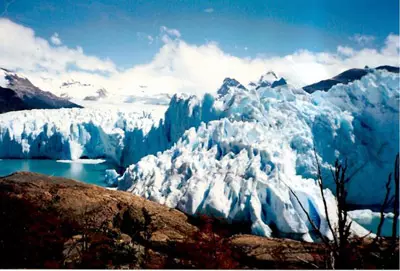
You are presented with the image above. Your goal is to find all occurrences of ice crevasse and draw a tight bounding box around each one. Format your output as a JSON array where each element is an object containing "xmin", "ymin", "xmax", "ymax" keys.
[{"xmin": 0, "ymin": 70, "xmax": 398, "ymax": 240}]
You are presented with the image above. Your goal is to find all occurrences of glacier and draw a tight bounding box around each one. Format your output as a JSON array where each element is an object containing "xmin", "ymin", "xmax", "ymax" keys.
[
  {"xmin": 0, "ymin": 69, "xmax": 398, "ymax": 240},
  {"xmin": 116, "ymin": 69, "xmax": 398, "ymax": 240},
  {"xmin": 0, "ymin": 108, "xmax": 156, "ymax": 164}
]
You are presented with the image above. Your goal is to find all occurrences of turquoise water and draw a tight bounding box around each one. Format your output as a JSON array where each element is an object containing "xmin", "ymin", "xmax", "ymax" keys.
[{"xmin": 0, "ymin": 159, "xmax": 115, "ymax": 186}]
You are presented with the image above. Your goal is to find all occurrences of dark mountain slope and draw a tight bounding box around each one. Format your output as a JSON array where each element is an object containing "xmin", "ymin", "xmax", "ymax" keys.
[
  {"xmin": 0, "ymin": 68, "xmax": 82, "ymax": 113},
  {"xmin": 303, "ymin": 65, "xmax": 399, "ymax": 93}
]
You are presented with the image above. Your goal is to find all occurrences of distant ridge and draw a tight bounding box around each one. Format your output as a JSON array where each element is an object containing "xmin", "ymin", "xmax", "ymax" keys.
[
  {"xmin": 0, "ymin": 68, "xmax": 82, "ymax": 114},
  {"xmin": 303, "ymin": 65, "xmax": 399, "ymax": 93}
]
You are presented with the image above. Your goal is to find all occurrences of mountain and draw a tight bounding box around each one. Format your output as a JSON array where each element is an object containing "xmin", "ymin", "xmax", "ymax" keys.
[
  {"xmin": 58, "ymin": 79, "xmax": 109, "ymax": 101},
  {"xmin": 248, "ymin": 71, "xmax": 287, "ymax": 90},
  {"xmin": 303, "ymin": 65, "xmax": 399, "ymax": 93},
  {"xmin": 1, "ymin": 68, "xmax": 396, "ymax": 241},
  {"xmin": 217, "ymin": 72, "xmax": 287, "ymax": 97},
  {"xmin": 0, "ymin": 68, "xmax": 82, "ymax": 113},
  {"xmin": 217, "ymin": 77, "xmax": 247, "ymax": 96},
  {"xmin": 376, "ymin": 65, "xmax": 400, "ymax": 73},
  {"xmin": 83, "ymin": 88, "xmax": 108, "ymax": 101}
]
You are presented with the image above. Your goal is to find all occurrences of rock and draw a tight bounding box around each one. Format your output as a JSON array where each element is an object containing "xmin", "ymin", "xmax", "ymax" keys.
[{"xmin": 0, "ymin": 172, "xmax": 397, "ymax": 269}]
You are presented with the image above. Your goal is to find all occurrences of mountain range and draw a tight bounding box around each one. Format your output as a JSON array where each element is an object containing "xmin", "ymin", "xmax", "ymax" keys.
[{"xmin": 0, "ymin": 65, "xmax": 398, "ymax": 114}]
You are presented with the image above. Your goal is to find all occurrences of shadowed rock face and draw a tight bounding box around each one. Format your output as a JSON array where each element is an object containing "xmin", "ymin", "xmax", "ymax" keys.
[
  {"xmin": 217, "ymin": 77, "xmax": 247, "ymax": 96},
  {"xmin": 0, "ymin": 69, "xmax": 82, "ymax": 113},
  {"xmin": 0, "ymin": 172, "xmax": 397, "ymax": 269},
  {"xmin": 303, "ymin": 65, "xmax": 399, "ymax": 93}
]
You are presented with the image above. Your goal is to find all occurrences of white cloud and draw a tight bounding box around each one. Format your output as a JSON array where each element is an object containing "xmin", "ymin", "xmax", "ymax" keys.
[
  {"xmin": 244, "ymin": 47, "xmax": 248, "ymax": 51},
  {"xmin": 147, "ymin": 35, "xmax": 154, "ymax": 45},
  {"xmin": 50, "ymin": 32, "xmax": 62, "ymax": 46},
  {"xmin": 204, "ymin": 8, "xmax": 214, "ymax": 13},
  {"xmin": 137, "ymin": 32, "xmax": 155, "ymax": 45},
  {"xmin": 0, "ymin": 18, "xmax": 398, "ymax": 99},
  {"xmin": 106, "ymin": 35, "xmax": 399, "ymax": 95},
  {"xmin": 0, "ymin": 19, "xmax": 116, "ymax": 74},
  {"xmin": 337, "ymin": 46, "xmax": 354, "ymax": 56},
  {"xmin": 160, "ymin": 26, "xmax": 181, "ymax": 38},
  {"xmin": 350, "ymin": 34, "xmax": 376, "ymax": 45},
  {"xmin": 160, "ymin": 26, "xmax": 181, "ymax": 43}
]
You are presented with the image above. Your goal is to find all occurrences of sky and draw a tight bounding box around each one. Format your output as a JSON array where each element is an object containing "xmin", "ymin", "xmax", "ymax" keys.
[{"xmin": 0, "ymin": 0, "xmax": 399, "ymax": 95}]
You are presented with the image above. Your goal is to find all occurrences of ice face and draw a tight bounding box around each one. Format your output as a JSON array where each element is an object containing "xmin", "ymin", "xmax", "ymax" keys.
[
  {"xmin": 0, "ymin": 108, "xmax": 156, "ymax": 164},
  {"xmin": 0, "ymin": 69, "xmax": 398, "ymax": 240}
]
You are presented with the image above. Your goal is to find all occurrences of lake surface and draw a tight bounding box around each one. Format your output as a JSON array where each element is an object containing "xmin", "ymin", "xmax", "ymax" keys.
[{"xmin": 0, "ymin": 159, "xmax": 116, "ymax": 186}]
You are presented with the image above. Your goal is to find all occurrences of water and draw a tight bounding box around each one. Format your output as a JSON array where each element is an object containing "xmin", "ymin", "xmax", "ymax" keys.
[
  {"xmin": 349, "ymin": 210, "xmax": 399, "ymax": 237},
  {"xmin": 0, "ymin": 159, "xmax": 116, "ymax": 186}
]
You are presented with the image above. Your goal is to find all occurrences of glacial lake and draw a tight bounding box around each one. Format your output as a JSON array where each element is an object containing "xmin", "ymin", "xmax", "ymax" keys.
[{"xmin": 0, "ymin": 159, "xmax": 117, "ymax": 187}]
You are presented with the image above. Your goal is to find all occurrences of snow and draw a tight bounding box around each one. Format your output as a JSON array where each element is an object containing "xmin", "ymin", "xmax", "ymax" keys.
[
  {"xmin": 248, "ymin": 71, "xmax": 287, "ymax": 89},
  {"xmin": 0, "ymin": 69, "xmax": 9, "ymax": 87},
  {"xmin": 56, "ymin": 159, "xmax": 106, "ymax": 164},
  {"xmin": 73, "ymin": 98, "xmax": 168, "ymax": 121},
  {"xmin": 0, "ymin": 69, "xmax": 398, "ymax": 241}
]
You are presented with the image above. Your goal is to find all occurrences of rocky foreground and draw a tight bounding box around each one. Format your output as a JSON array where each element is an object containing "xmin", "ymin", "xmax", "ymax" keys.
[{"xmin": 0, "ymin": 172, "xmax": 398, "ymax": 269}]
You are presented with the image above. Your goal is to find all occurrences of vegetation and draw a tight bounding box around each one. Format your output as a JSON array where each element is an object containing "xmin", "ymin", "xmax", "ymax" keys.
[{"xmin": 289, "ymin": 150, "xmax": 399, "ymax": 269}]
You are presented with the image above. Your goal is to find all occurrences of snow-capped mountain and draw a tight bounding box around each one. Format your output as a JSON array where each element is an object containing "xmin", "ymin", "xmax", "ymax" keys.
[
  {"xmin": 0, "ymin": 68, "xmax": 82, "ymax": 113},
  {"xmin": 44, "ymin": 77, "xmax": 171, "ymax": 111},
  {"xmin": 217, "ymin": 77, "xmax": 247, "ymax": 96},
  {"xmin": 58, "ymin": 79, "xmax": 109, "ymax": 101},
  {"xmin": 83, "ymin": 88, "xmax": 108, "ymax": 101},
  {"xmin": 0, "ymin": 68, "xmax": 397, "ymax": 241},
  {"xmin": 218, "ymin": 72, "xmax": 287, "ymax": 97},
  {"xmin": 248, "ymin": 71, "xmax": 287, "ymax": 90},
  {"xmin": 303, "ymin": 65, "xmax": 399, "ymax": 93}
]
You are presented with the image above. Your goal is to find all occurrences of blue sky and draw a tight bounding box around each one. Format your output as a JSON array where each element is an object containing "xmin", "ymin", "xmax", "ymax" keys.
[{"xmin": 2, "ymin": 0, "xmax": 399, "ymax": 68}]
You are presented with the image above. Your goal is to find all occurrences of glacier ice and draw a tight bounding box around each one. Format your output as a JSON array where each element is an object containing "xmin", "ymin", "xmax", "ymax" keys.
[
  {"xmin": 0, "ymin": 92, "xmax": 218, "ymax": 167},
  {"xmin": 105, "ymin": 169, "xmax": 120, "ymax": 186},
  {"xmin": 0, "ymin": 108, "xmax": 156, "ymax": 164},
  {"xmin": 0, "ymin": 69, "xmax": 398, "ymax": 240},
  {"xmin": 116, "ymin": 70, "xmax": 398, "ymax": 240}
]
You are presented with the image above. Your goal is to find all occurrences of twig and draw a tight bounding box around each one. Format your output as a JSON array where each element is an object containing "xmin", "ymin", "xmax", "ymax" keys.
[
  {"xmin": 375, "ymin": 173, "xmax": 392, "ymax": 240},
  {"xmin": 313, "ymin": 148, "xmax": 338, "ymax": 248},
  {"xmin": 295, "ymin": 255, "xmax": 320, "ymax": 269},
  {"xmin": 286, "ymin": 183, "xmax": 331, "ymax": 247}
]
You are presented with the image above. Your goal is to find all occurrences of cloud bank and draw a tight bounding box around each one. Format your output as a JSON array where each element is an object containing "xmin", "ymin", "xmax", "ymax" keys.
[{"xmin": 0, "ymin": 18, "xmax": 398, "ymax": 98}]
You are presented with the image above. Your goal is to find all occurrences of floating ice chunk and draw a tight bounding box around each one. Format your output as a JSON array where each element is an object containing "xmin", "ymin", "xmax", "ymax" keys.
[
  {"xmin": 349, "ymin": 209, "xmax": 399, "ymax": 237},
  {"xmin": 104, "ymin": 169, "xmax": 120, "ymax": 187},
  {"xmin": 57, "ymin": 159, "xmax": 106, "ymax": 164}
]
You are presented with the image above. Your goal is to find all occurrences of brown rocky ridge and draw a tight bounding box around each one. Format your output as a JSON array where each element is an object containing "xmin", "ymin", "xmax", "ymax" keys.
[{"xmin": 0, "ymin": 172, "xmax": 397, "ymax": 269}]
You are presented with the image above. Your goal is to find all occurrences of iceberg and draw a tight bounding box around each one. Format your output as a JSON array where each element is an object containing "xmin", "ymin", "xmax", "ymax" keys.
[{"xmin": 105, "ymin": 169, "xmax": 120, "ymax": 186}]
